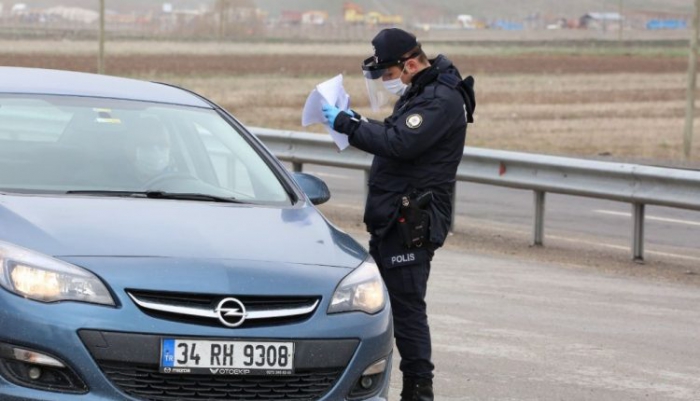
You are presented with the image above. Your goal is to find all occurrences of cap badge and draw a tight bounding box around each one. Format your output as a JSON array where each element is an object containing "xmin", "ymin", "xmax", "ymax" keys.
[{"xmin": 406, "ymin": 114, "xmax": 423, "ymax": 129}]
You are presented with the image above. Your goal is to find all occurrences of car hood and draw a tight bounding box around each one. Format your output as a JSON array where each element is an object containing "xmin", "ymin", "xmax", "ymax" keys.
[{"xmin": 0, "ymin": 194, "xmax": 366, "ymax": 268}]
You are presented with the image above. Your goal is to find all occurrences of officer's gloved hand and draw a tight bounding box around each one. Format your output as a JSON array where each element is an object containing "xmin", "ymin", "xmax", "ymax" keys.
[{"xmin": 321, "ymin": 103, "xmax": 348, "ymax": 129}]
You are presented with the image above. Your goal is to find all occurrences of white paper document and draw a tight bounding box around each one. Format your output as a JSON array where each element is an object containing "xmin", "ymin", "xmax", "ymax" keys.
[{"xmin": 302, "ymin": 74, "xmax": 350, "ymax": 151}]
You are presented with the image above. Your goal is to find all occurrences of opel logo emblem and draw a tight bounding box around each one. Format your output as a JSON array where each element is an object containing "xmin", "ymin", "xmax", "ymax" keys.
[{"xmin": 215, "ymin": 298, "xmax": 247, "ymax": 328}]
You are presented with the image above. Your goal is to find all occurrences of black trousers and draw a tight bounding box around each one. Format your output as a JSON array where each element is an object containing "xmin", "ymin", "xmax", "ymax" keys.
[{"xmin": 370, "ymin": 232, "xmax": 435, "ymax": 380}]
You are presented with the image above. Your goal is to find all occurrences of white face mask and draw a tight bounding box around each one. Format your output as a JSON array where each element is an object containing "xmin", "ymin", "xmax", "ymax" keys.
[
  {"xmin": 135, "ymin": 146, "xmax": 170, "ymax": 176},
  {"xmin": 382, "ymin": 77, "xmax": 407, "ymax": 96}
]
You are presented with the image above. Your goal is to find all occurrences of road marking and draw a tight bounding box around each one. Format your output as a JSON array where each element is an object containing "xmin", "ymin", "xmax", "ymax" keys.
[
  {"xmin": 547, "ymin": 234, "xmax": 700, "ymax": 262},
  {"xmin": 458, "ymin": 217, "xmax": 700, "ymax": 262},
  {"xmin": 594, "ymin": 210, "xmax": 700, "ymax": 227},
  {"xmin": 645, "ymin": 250, "xmax": 700, "ymax": 262}
]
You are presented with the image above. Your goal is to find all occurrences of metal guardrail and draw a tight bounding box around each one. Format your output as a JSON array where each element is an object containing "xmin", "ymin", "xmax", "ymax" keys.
[{"xmin": 249, "ymin": 127, "xmax": 700, "ymax": 262}]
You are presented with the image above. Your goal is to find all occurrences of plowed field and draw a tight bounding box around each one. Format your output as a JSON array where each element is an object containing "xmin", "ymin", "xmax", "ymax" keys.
[
  {"xmin": 2, "ymin": 44, "xmax": 698, "ymax": 164},
  {"xmin": 0, "ymin": 53, "xmax": 688, "ymax": 76}
]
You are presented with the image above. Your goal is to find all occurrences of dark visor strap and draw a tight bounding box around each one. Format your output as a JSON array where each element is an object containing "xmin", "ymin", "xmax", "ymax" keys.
[{"xmin": 362, "ymin": 51, "xmax": 421, "ymax": 72}]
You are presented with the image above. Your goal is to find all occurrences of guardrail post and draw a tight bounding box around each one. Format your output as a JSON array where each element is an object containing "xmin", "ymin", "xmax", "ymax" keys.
[
  {"xmin": 632, "ymin": 203, "xmax": 645, "ymax": 262},
  {"xmin": 292, "ymin": 162, "xmax": 303, "ymax": 173},
  {"xmin": 533, "ymin": 190, "xmax": 546, "ymax": 246}
]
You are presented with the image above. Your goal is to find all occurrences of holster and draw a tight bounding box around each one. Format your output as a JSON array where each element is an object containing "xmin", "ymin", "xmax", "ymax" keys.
[{"xmin": 396, "ymin": 191, "xmax": 432, "ymax": 249}]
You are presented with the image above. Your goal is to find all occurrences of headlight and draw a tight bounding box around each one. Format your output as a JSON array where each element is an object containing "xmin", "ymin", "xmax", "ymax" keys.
[
  {"xmin": 0, "ymin": 240, "xmax": 114, "ymax": 306},
  {"xmin": 328, "ymin": 258, "xmax": 386, "ymax": 314}
]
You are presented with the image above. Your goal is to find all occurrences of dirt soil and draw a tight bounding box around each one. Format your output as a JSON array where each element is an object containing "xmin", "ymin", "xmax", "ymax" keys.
[
  {"xmin": 0, "ymin": 53, "xmax": 688, "ymax": 76},
  {"xmin": 3, "ymin": 50, "xmax": 699, "ymax": 162}
]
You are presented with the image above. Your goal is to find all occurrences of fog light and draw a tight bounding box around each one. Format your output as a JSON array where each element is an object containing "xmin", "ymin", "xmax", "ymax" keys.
[
  {"xmin": 28, "ymin": 366, "xmax": 42, "ymax": 380},
  {"xmin": 361, "ymin": 358, "xmax": 387, "ymax": 376},
  {"xmin": 348, "ymin": 357, "xmax": 389, "ymax": 400},
  {"xmin": 0, "ymin": 342, "xmax": 87, "ymax": 394},
  {"xmin": 12, "ymin": 346, "xmax": 65, "ymax": 368}
]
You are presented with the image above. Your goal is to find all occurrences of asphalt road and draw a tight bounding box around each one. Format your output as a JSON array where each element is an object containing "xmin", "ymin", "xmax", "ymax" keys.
[
  {"xmin": 301, "ymin": 164, "xmax": 700, "ymax": 264},
  {"xmin": 303, "ymin": 163, "xmax": 700, "ymax": 399},
  {"xmin": 368, "ymin": 243, "xmax": 700, "ymax": 401}
]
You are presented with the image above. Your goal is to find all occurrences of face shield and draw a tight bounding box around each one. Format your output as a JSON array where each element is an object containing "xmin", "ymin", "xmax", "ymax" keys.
[
  {"xmin": 362, "ymin": 56, "xmax": 400, "ymax": 112},
  {"xmin": 361, "ymin": 51, "xmax": 420, "ymax": 112}
]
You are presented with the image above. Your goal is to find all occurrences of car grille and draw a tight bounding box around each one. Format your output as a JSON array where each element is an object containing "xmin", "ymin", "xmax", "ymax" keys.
[
  {"xmin": 127, "ymin": 290, "xmax": 320, "ymax": 328},
  {"xmin": 101, "ymin": 361, "xmax": 341, "ymax": 401}
]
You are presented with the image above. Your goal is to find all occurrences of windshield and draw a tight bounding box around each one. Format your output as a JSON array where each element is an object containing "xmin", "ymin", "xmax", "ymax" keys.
[{"xmin": 0, "ymin": 94, "xmax": 291, "ymax": 205}]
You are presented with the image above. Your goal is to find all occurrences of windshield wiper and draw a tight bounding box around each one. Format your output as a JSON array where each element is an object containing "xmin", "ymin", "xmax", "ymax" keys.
[
  {"xmin": 145, "ymin": 191, "xmax": 244, "ymax": 203},
  {"xmin": 65, "ymin": 190, "xmax": 243, "ymax": 204}
]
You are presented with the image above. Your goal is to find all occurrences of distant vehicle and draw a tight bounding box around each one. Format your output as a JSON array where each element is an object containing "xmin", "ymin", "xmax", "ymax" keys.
[{"xmin": 0, "ymin": 67, "xmax": 392, "ymax": 401}]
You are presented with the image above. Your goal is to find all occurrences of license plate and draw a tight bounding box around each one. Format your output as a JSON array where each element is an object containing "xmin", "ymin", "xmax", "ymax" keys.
[{"xmin": 160, "ymin": 339, "xmax": 294, "ymax": 375}]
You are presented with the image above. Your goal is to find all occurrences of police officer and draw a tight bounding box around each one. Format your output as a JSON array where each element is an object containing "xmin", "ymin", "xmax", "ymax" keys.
[{"xmin": 322, "ymin": 28, "xmax": 475, "ymax": 401}]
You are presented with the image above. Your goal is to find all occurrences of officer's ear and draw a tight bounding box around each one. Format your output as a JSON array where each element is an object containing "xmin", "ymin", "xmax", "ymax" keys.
[{"xmin": 403, "ymin": 58, "xmax": 417, "ymax": 75}]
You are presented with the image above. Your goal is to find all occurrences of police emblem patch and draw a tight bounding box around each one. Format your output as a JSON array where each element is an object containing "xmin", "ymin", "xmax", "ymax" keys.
[{"xmin": 406, "ymin": 114, "xmax": 423, "ymax": 129}]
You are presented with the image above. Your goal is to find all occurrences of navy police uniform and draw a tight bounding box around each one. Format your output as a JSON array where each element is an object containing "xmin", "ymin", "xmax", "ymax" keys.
[{"xmin": 332, "ymin": 29, "xmax": 476, "ymax": 390}]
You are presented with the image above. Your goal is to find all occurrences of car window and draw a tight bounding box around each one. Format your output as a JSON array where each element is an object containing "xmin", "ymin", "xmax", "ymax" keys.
[
  {"xmin": 0, "ymin": 98, "xmax": 72, "ymax": 142},
  {"xmin": 0, "ymin": 94, "xmax": 291, "ymax": 205},
  {"xmin": 196, "ymin": 123, "xmax": 256, "ymax": 198}
]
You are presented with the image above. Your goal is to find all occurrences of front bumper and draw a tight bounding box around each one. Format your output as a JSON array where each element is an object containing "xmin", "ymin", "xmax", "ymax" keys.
[{"xmin": 0, "ymin": 281, "xmax": 393, "ymax": 400}]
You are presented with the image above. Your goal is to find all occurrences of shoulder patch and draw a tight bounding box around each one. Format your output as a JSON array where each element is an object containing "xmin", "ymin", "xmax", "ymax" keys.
[{"xmin": 406, "ymin": 114, "xmax": 423, "ymax": 129}]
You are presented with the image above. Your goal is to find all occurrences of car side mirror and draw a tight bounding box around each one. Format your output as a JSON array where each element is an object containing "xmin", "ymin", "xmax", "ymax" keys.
[{"xmin": 291, "ymin": 172, "xmax": 331, "ymax": 205}]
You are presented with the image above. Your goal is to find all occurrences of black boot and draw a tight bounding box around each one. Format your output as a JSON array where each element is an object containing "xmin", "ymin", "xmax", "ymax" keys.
[
  {"xmin": 414, "ymin": 378, "xmax": 434, "ymax": 401},
  {"xmin": 400, "ymin": 377, "xmax": 433, "ymax": 401},
  {"xmin": 400, "ymin": 377, "xmax": 416, "ymax": 401}
]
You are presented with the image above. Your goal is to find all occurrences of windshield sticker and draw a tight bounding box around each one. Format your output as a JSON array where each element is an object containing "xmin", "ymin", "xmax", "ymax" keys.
[
  {"xmin": 96, "ymin": 117, "xmax": 122, "ymax": 124},
  {"xmin": 93, "ymin": 108, "xmax": 122, "ymax": 124}
]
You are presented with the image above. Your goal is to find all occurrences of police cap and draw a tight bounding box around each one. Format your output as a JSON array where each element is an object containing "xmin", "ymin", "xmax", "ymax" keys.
[{"xmin": 371, "ymin": 28, "xmax": 419, "ymax": 65}]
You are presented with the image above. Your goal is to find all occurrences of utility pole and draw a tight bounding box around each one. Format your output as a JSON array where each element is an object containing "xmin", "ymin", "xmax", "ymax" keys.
[
  {"xmin": 683, "ymin": 0, "xmax": 700, "ymax": 159},
  {"xmin": 618, "ymin": 0, "xmax": 623, "ymax": 42},
  {"xmin": 98, "ymin": 0, "xmax": 105, "ymax": 74},
  {"xmin": 217, "ymin": 0, "xmax": 228, "ymax": 39}
]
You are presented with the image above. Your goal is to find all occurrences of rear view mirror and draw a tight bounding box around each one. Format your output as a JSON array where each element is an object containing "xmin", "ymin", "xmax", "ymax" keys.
[{"xmin": 291, "ymin": 172, "xmax": 331, "ymax": 205}]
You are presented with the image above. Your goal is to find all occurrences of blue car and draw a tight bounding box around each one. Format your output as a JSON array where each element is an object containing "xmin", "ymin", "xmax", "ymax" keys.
[{"xmin": 0, "ymin": 67, "xmax": 392, "ymax": 401}]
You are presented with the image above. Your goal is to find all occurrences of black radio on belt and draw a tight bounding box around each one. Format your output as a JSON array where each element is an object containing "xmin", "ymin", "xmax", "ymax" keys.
[{"xmin": 397, "ymin": 191, "xmax": 432, "ymax": 248}]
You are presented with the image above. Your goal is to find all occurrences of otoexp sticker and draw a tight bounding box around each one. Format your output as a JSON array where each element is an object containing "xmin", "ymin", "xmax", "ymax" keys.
[{"xmin": 406, "ymin": 114, "xmax": 423, "ymax": 129}]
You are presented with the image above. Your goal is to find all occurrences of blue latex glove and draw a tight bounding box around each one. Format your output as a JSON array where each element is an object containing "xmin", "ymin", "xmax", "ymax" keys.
[{"xmin": 322, "ymin": 103, "xmax": 344, "ymax": 128}]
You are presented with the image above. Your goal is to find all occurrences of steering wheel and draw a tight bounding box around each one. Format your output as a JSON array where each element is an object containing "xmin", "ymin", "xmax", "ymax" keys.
[{"xmin": 140, "ymin": 172, "xmax": 199, "ymax": 191}]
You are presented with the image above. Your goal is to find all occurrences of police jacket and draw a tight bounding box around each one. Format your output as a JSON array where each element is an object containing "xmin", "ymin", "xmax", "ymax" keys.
[{"xmin": 334, "ymin": 55, "xmax": 476, "ymax": 247}]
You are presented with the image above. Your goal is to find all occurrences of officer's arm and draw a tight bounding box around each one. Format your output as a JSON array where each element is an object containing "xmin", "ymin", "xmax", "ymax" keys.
[
  {"xmin": 334, "ymin": 97, "xmax": 450, "ymax": 161},
  {"xmin": 348, "ymin": 110, "xmax": 381, "ymax": 125}
]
